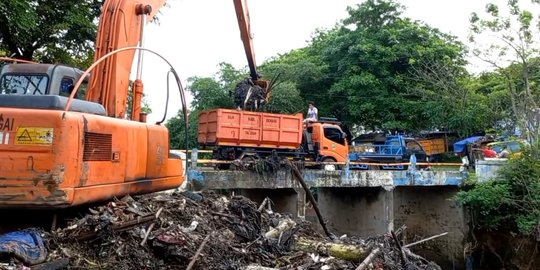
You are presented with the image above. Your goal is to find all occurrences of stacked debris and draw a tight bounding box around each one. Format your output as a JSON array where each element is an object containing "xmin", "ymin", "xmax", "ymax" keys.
[
  {"xmin": 232, "ymin": 78, "xmax": 267, "ymax": 110},
  {"xmin": 0, "ymin": 191, "xmax": 442, "ymax": 270}
]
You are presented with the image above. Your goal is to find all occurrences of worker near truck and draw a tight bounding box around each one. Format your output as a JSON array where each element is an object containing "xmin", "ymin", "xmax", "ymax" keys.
[
  {"xmin": 481, "ymin": 145, "xmax": 497, "ymax": 158},
  {"xmin": 304, "ymin": 101, "xmax": 318, "ymax": 123},
  {"xmin": 497, "ymin": 146, "xmax": 510, "ymax": 158}
]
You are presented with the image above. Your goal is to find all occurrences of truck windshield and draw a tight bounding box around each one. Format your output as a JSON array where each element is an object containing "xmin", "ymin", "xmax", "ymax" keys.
[
  {"xmin": 0, "ymin": 74, "xmax": 49, "ymax": 95},
  {"xmin": 324, "ymin": 127, "xmax": 345, "ymax": 145}
]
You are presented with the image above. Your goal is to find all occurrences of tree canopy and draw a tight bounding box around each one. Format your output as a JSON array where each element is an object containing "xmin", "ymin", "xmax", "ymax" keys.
[
  {"xmin": 469, "ymin": 0, "xmax": 540, "ymax": 145},
  {"xmin": 0, "ymin": 0, "xmax": 102, "ymax": 67},
  {"xmin": 143, "ymin": 0, "xmax": 539, "ymax": 148}
]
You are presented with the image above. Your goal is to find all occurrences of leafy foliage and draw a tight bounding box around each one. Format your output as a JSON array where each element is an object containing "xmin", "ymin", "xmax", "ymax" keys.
[
  {"xmin": 166, "ymin": 111, "xmax": 198, "ymax": 150},
  {"xmin": 165, "ymin": 0, "xmax": 540, "ymax": 148},
  {"xmin": 168, "ymin": 62, "xmax": 307, "ymax": 149},
  {"xmin": 0, "ymin": 0, "xmax": 102, "ymax": 66},
  {"xmin": 469, "ymin": 0, "xmax": 540, "ymax": 145},
  {"xmin": 255, "ymin": 0, "xmax": 470, "ymax": 133},
  {"xmin": 455, "ymin": 146, "xmax": 540, "ymax": 234}
]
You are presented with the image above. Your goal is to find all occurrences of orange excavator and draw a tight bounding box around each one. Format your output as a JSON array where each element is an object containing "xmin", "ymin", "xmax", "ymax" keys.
[
  {"xmin": 0, "ymin": 0, "xmax": 266, "ymax": 210},
  {"xmin": 0, "ymin": 0, "xmax": 186, "ymax": 209}
]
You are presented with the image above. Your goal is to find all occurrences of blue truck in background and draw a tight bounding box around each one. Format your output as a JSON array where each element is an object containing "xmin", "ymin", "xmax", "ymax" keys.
[{"xmin": 348, "ymin": 134, "xmax": 429, "ymax": 170}]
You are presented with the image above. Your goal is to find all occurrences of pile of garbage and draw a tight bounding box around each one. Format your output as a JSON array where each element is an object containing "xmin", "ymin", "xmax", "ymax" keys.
[
  {"xmin": 232, "ymin": 78, "xmax": 267, "ymax": 110},
  {"xmin": 0, "ymin": 191, "xmax": 442, "ymax": 269}
]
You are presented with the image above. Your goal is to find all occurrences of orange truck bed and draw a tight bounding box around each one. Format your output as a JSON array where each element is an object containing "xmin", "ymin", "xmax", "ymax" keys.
[
  {"xmin": 418, "ymin": 138, "xmax": 447, "ymax": 156},
  {"xmin": 197, "ymin": 109, "xmax": 303, "ymax": 149}
]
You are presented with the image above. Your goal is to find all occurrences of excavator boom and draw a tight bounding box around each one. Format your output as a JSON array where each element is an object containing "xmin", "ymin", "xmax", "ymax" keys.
[
  {"xmin": 233, "ymin": 0, "xmax": 259, "ymax": 81},
  {"xmin": 232, "ymin": 0, "xmax": 271, "ymax": 110},
  {"xmin": 86, "ymin": 0, "xmax": 166, "ymax": 119}
]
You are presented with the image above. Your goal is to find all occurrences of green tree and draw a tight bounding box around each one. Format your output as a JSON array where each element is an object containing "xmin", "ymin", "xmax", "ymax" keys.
[
  {"xmin": 262, "ymin": 0, "xmax": 468, "ymax": 132},
  {"xmin": 469, "ymin": 0, "xmax": 540, "ymax": 145},
  {"xmin": 0, "ymin": 0, "xmax": 101, "ymax": 65},
  {"xmin": 167, "ymin": 111, "xmax": 198, "ymax": 150},
  {"xmin": 167, "ymin": 61, "xmax": 306, "ymax": 149},
  {"xmin": 455, "ymin": 146, "xmax": 540, "ymax": 235},
  {"xmin": 167, "ymin": 64, "xmax": 236, "ymax": 149},
  {"xmin": 261, "ymin": 81, "xmax": 304, "ymax": 114}
]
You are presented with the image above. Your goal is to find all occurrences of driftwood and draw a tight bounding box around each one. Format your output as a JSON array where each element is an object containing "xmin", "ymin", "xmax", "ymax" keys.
[
  {"xmin": 257, "ymin": 197, "xmax": 271, "ymax": 212},
  {"xmin": 404, "ymin": 248, "xmax": 442, "ymax": 270},
  {"xmin": 289, "ymin": 161, "xmax": 334, "ymax": 239},
  {"xmin": 391, "ymin": 230, "xmax": 409, "ymax": 266},
  {"xmin": 294, "ymin": 237, "xmax": 368, "ymax": 262},
  {"xmin": 186, "ymin": 234, "xmax": 212, "ymax": 270},
  {"xmin": 140, "ymin": 207, "xmax": 164, "ymax": 246},
  {"xmin": 403, "ymin": 232, "xmax": 448, "ymax": 248},
  {"xmin": 355, "ymin": 246, "xmax": 381, "ymax": 270},
  {"xmin": 73, "ymin": 214, "xmax": 157, "ymax": 241},
  {"xmin": 265, "ymin": 218, "xmax": 296, "ymax": 239}
]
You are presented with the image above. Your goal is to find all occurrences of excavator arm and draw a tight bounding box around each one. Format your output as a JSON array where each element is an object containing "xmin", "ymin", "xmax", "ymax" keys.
[
  {"xmin": 232, "ymin": 0, "xmax": 271, "ymax": 110},
  {"xmin": 85, "ymin": 0, "xmax": 166, "ymax": 120},
  {"xmin": 233, "ymin": 0, "xmax": 259, "ymax": 81}
]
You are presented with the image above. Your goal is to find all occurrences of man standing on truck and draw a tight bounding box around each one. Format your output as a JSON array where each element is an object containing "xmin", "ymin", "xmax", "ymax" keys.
[{"xmin": 304, "ymin": 101, "xmax": 318, "ymax": 123}]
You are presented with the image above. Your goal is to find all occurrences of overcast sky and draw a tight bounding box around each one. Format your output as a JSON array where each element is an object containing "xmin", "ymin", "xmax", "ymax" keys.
[{"xmin": 136, "ymin": 0, "xmax": 500, "ymax": 124}]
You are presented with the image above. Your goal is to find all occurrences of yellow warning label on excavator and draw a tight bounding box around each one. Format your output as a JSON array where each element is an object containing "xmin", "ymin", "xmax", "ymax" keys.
[{"xmin": 15, "ymin": 127, "xmax": 54, "ymax": 145}]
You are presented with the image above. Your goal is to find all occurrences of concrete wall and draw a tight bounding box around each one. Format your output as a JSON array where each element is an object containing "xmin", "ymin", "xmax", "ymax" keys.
[
  {"xmin": 236, "ymin": 188, "xmax": 305, "ymax": 218},
  {"xmin": 475, "ymin": 159, "xmax": 507, "ymax": 182},
  {"xmin": 317, "ymin": 187, "xmax": 393, "ymax": 236},
  {"xmin": 394, "ymin": 186, "xmax": 467, "ymax": 270},
  {"xmin": 191, "ymin": 167, "xmax": 468, "ymax": 269},
  {"xmin": 316, "ymin": 186, "xmax": 467, "ymax": 269}
]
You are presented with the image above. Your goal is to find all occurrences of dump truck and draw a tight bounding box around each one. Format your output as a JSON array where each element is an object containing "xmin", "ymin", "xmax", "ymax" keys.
[
  {"xmin": 415, "ymin": 131, "xmax": 458, "ymax": 161},
  {"xmin": 197, "ymin": 109, "xmax": 349, "ymax": 168},
  {"xmin": 348, "ymin": 135, "xmax": 428, "ymax": 170},
  {"xmin": 417, "ymin": 138, "xmax": 447, "ymax": 156}
]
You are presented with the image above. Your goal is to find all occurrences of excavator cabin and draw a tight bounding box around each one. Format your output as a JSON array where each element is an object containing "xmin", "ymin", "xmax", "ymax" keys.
[{"xmin": 0, "ymin": 61, "xmax": 184, "ymax": 209}]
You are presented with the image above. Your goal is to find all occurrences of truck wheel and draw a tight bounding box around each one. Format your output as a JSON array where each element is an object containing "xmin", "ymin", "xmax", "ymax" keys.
[
  {"xmin": 230, "ymin": 155, "xmax": 257, "ymax": 170},
  {"xmin": 216, "ymin": 164, "xmax": 231, "ymax": 170},
  {"xmin": 322, "ymin": 157, "xmax": 340, "ymax": 171}
]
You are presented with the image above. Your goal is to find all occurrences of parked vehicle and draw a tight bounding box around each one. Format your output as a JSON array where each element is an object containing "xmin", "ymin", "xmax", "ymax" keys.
[
  {"xmin": 487, "ymin": 139, "xmax": 528, "ymax": 158},
  {"xmin": 415, "ymin": 131, "xmax": 458, "ymax": 161},
  {"xmin": 487, "ymin": 140, "xmax": 524, "ymax": 153},
  {"xmin": 417, "ymin": 138, "xmax": 447, "ymax": 156},
  {"xmin": 348, "ymin": 135, "xmax": 428, "ymax": 170}
]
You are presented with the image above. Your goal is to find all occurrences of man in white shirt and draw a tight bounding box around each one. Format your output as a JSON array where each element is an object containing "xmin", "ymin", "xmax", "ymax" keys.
[{"xmin": 304, "ymin": 101, "xmax": 318, "ymax": 123}]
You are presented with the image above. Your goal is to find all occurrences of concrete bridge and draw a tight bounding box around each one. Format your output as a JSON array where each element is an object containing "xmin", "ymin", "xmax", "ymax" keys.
[{"xmin": 187, "ymin": 161, "xmax": 469, "ymax": 269}]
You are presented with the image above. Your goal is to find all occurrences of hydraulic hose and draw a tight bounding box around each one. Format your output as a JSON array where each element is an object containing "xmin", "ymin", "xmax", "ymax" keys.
[
  {"xmin": 167, "ymin": 68, "xmax": 190, "ymax": 165},
  {"xmin": 156, "ymin": 70, "xmax": 172, "ymax": 125},
  {"xmin": 64, "ymin": 46, "xmax": 190, "ymax": 165}
]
